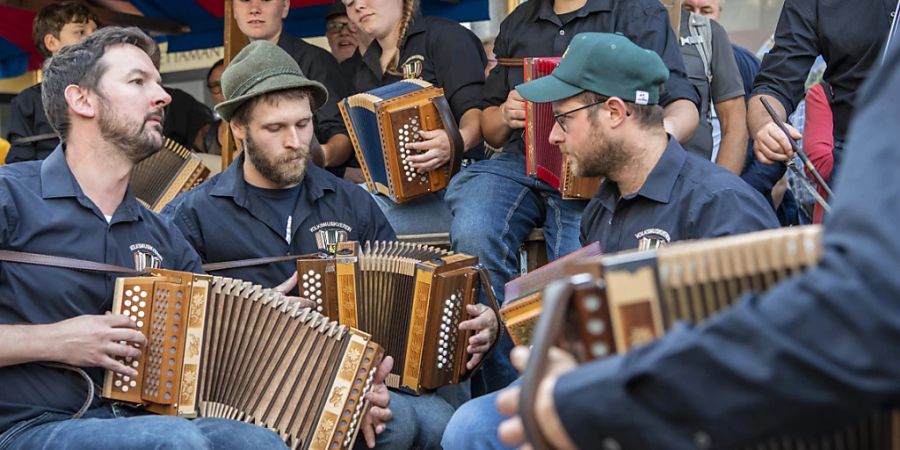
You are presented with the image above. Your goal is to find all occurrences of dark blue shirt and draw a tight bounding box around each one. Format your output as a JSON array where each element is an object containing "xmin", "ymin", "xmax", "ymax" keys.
[
  {"xmin": 579, "ymin": 137, "xmax": 778, "ymax": 252},
  {"xmin": 554, "ymin": 38, "xmax": 900, "ymax": 449},
  {"xmin": 162, "ymin": 155, "xmax": 395, "ymax": 290},
  {"xmin": 484, "ymin": 0, "xmax": 700, "ymax": 157},
  {"xmin": 0, "ymin": 147, "xmax": 202, "ymax": 433}
]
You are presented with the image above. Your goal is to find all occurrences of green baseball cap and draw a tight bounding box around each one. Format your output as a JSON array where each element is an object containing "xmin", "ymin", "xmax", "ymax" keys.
[
  {"xmin": 215, "ymin": 40, "xmax": 328, "ymax": 122},
  {"xmin": 517, "ymin": 33, "xmax": 669, "ymax": 105}
]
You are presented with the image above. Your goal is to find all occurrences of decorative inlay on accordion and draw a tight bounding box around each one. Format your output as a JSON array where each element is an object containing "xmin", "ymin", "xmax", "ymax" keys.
[
  {"xmin": 101, "ymin": 269, "xmax": 383, "ymax": 450},
  {"xmin": 524, "ymin": 57, "xmax": 602, "ymax": 200},
  {"xmin": 500, "ymin": 242, "xmax": 602, "ymax": 346},
  {"xmin": 130, "ymin": 137, "xmax": 210, "ymax": 212},
  {"xmin": 296, "ymin": 241, "xmax": 484, "ymax": 394},
  {"xmin": 524, "ymin": 225, "xmax": 900, "ymax": 448},
  {"xmin": 339, "ymin": 79, "xmax": 464, "ymax": 203}
]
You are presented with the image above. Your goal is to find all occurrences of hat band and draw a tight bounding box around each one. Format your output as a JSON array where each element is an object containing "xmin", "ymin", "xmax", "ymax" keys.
[{"xmin": 229, "ymin": 66, "xmax": 307, "ymax": 99}]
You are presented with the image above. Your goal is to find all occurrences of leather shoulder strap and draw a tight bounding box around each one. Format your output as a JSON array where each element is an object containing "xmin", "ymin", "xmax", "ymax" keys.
[
  {"xmin": 430, "ymin": 95, "xmax": 465, "ymax": 176},
  {"xmin": 201, "ymin": 253, "xmax": 318, "ymax": 273},
  {"xmin": 0, "ymin": 249, "xmax": 143, "ymax": 275},
  {"xmin": 11, "ymin": 133, "xmax": 59, "ymax": 145}
]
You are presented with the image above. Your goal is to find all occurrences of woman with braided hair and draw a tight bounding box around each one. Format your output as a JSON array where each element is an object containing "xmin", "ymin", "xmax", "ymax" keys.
[{"xmin": 343, "ymin": 0, "xmax": 488, "ymax": 237}]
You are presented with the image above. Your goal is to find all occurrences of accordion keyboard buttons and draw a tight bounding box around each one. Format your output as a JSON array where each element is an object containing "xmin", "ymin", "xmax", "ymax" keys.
[
  {"xmin": 302, "ymin": 270, "xmax": 324, "ymax": 312},
  {"xmin": 397, "ymin": 119, "xmax": 429, "ymax": 185},
  {"xmin": 111, "ymin": 284, "xmax": 152, "ymax": 396},
  {"xmin": 436, "ymin": 292, "xmax": 463, "ymax": 372}
]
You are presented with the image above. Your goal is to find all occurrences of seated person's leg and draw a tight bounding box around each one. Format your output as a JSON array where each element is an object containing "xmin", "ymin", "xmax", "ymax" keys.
[
  {"xmin": 541, "ymin": 193, "xmax": 588, "ymax": 260},
  {"xmin": 3, "ymin": 412, "xmax": 283, "ymax": 450},
  {"xmin": 360, "ymin": 391, "xmax": 416, "ymax": 450},
  {"xmin": 441, "ymin": 389, "xmax": 511, "ymax": 450},
  {"xmin": 366, "ymin": 190, "xmax": 453, "ymax": 236},
  {"xmin": 445, "ymin": 158, "xmax": 542, "ymax": 394}
]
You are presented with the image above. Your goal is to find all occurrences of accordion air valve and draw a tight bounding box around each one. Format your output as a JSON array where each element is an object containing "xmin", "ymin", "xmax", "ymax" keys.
[{"xmin": 339, "ymin": 79, "xmax": 464, "ymax": 203}]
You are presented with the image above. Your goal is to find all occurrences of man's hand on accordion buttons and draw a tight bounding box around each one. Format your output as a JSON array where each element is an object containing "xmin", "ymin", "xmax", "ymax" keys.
[
  {"xmin": 501, "ymin": 89, "xmax": 527, "ymax": 130},
  {"xmin": 496, "ymin": 346, "xmax": 578, "ymax": 450},
  {"xmin": 273, "ymin": 271, "xmax": 315, "ymax": 309},
  {"xmin": 459, "ymin": 303, "xmax": 499, "ymax": 370},
  {"xmin": 404, "ymin": 129, "xmax": 452, "ymax": 172},
  {"xmin": 50, "ymin": 314, "xmax": 146, "ymax": 378},
  {"xmin": 361, "ymin": 355, "xmax": 394, "ymax": 448}
]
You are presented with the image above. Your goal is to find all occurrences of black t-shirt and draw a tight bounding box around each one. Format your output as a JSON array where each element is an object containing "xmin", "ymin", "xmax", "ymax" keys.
[
  {"xmin": 246, "ymin": 183, "xmax": 303, "ymax": 243},
  {"xmin": 5, "ymin": 83, "xmax": 59, "ymax": 164}
]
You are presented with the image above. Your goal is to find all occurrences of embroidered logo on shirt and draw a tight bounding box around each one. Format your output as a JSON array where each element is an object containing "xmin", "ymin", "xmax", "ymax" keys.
[
  {"xmin": 401, "ymin": 55, "xmax": 425, "ymax": 79},
  {"xmin": 635, "ymin": 228, "xmax": 671, "ymax": 251},
  {"xmin": 129, "ymin": 243, "xmax": 163, "ymax": 271},
  {"xmin": 310, "ymin": 222, "xmax": 352, "ymax": 254}
]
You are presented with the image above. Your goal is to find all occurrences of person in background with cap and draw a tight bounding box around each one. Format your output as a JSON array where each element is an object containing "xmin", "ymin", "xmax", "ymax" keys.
[
  {"xmin": 441, "ymin": 32, "xmax": 776, "ymax": 450},
  {"xmin": 232, "ymin": 0, "xmax": 356, "ymax": 179},
  {"xmin": 163, "ymin": 40, "xmax": 497, "ymax": 449},
  {"xmin": 498, "ymin": 30, "xmax": 900, "ymax": 450},
  {"xmin": 444, "ymin": 0, "xmax": 702, "ymax": 399}
]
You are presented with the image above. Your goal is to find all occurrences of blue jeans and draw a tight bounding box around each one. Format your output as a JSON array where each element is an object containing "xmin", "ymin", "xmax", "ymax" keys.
[
  {"xmin": 0, "ymin": 403, "xmax": 286, "ymax": 450},
  {"xmin": 441, "ymin": 382, "xmax": 514, "ymax": 450},
  {"xmin": 381, "ymin": 382, "xmax": 469, "ymax": 449},
  {"xmin": 366, "ymin": 188, "xmax": 453, "ymax": 236},
  {"xmin": 444, "ymin": 152, "xmax": 587, "ymax": 394}
]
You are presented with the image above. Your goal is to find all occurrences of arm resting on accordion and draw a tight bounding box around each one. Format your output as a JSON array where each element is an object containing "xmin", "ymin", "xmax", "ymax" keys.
[{"xmin": 0, "ymin": 316, "xmax": 144, "ymax": 377}]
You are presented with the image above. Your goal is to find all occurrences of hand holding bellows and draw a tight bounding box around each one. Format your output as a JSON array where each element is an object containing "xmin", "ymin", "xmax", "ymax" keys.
[{"xmin": 47, "ymin": 314, "xmax": 145, "ymax": 378}]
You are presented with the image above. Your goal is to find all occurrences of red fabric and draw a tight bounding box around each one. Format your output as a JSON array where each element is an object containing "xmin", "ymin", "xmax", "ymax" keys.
[
  {"xmin": 194, "ymin": 0, "xmax": 334, "ymax": 17},
  {"xmin": 0, "ymin": 6, "xmax": 42, "ymax": 71},
  {"xmin": 803, "ymin": 82, "xmax": 834, "ymax": 224}
]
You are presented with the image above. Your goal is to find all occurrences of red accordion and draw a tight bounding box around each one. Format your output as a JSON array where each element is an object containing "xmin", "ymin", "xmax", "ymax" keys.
[{"xmin": 523, "ymin": 57, "xmax": 603, "ymax": 200}]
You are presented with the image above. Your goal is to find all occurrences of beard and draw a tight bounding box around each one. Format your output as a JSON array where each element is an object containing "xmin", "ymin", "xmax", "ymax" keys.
[
  {"xmin": 243, "ymin": 133, "xmax": 309, "ymax": 187},
  {"xmin": 97, "ymin": 96, "xmax": 165, "ymax": 164},
  {"xmin": 573, "ymin": 127, "xmax": 630, "ymax": 179}
]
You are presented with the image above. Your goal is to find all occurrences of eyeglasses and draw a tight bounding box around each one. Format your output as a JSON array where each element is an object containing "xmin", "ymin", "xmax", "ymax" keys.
[
  {"xmin": 552, "ymin": 100, "xmax": 605, "ymax": 133},
  {"xmin": 326, "ymin": 21, "xmax": 352, "ymax": 33}
]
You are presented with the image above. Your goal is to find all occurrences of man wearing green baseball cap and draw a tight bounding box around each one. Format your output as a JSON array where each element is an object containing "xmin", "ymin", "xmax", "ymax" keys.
[
  {"xmin": 516, "ymin": 32, "xmax": 777, "ymax": 253},
  {"xmin": 441, "ymin": 33, "xmax": 778, "ymax": 450},
  {"xmin": 162, "ymin": 40, "xmax": 397, "ymax": 447}
]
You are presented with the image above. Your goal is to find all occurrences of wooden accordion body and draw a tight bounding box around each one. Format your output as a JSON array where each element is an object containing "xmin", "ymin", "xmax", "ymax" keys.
[
  {"xmin": 339, "ymin": 79, "xmax": 458, "ymax": 203},
  {"xmin": 296, "ymin": 241, "xmax": 482, "ymax": 394},
  {"xmin": 526, "ymin": 226, "xmax": 900, "ymax": 448},
  {"xmin": 101, "ymin": 269, "xmax": 383, "ymax": 450},
  {"xmin": 130, "ymin": 137, "xmax": 210, "ymax": 212},
  {"xmin": 523, "ymin": 57, "xmax": 603, "ymax": 200}
]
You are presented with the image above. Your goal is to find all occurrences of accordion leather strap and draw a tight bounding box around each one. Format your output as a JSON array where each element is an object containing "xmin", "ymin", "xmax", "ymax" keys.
[
  {"xmin": 497, "ymin": 58, "xmax": 524, "ymax": 68},
  {"xmin": 463, "ymin": 265, "xmax": 504, "ymax": 379},
  {"xmin": 519, "ymin": 278, "xmax": 578, "ymax": 450},
  {"xmin": 201, "ymin": 253, "xmax": 317, "ymax": 272},
  {"xmin": 11, "ymin": 133, "xmax": 59, "ymax": 145},
  {"xmin": 430, "ymin": 95, "xmax": 464, "ymax": 176},
  {"xmin": 0, "ymin": 250, "xmax": 143, "ymax": 275}
]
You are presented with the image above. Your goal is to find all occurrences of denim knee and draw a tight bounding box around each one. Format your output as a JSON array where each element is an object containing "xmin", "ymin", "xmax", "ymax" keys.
[
  {"xmin": 192, "ymin": 417, "xmax": 286, "ymax": 449},
  {"xmin": 441, "ymin": 392, "xmax": 511, "ymax": 450}
]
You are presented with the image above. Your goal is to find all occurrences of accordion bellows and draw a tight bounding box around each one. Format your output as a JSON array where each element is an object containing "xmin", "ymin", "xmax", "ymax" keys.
[
  {"xmin": 296, "ymin": 241, "xmax": 482, "ymax": 394},
  {"xmin": 524, "ymin": 57, "xmax": 602, "ymax": 200},
  {"xmin": 339, "ymin": 79, "xmax": 461, "ymax": 203},
  {"xmin": 102, "ymin": 269, "xmax": 382, "ymax": 450},
  {"xmin": 130, "ymin": 138, "xmax": 210, "ymax": 212},
  {"xmin": 526, "ymin": 225, "xmax": 900, "ymax": 448}
]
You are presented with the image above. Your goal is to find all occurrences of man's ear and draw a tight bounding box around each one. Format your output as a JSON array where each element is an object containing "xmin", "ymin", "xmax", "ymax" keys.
[
  {"xmin": 64, "ymin": 85, "xmax": 96, "ymax": 119},
  {"xmin": 281, "ymin": 0, "xmax": 291, "ymax": 19},
  {"xmin": 229, "ymin": 121, "xmax": 247, "ymax": 142},
  {"xmin": 605, "ymin": 97, "xmax": 630, "ymax": 128},
  {"xmin": 44, "ymin": 33, "xmax": 60, "ymax": 56}
]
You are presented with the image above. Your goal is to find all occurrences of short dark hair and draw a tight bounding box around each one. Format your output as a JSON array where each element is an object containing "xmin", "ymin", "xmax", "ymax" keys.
[
  {"xmin": 578, "ymin": 91, "xmax": 664, "ymax": 129},
  {"xmin": 206, "ymin": 58, "xmax": 225, "ymax": 87},
  {"xmin": 41, "ymin": 26, "xmax": 160, "ymax": 142},
  {"xmin": 231, "ymin": 89, "xmax": 313, "ymax": 127},
  {"xmin": 32, "ymin": 2, "xmax": 101, "ymax": 58}
]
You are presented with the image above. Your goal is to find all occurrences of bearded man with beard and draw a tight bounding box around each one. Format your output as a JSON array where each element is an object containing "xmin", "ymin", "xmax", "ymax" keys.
[
  {"xmin": 163, "ymin": 40, "xmax": 394, "ymax": 296},
  {"xmin": 0, "ymin": 27, "xmax": 295, "ymax": 449},
  {"xmin": 520, "ymin": 33, "xmax": 779, "ymax": 254}
]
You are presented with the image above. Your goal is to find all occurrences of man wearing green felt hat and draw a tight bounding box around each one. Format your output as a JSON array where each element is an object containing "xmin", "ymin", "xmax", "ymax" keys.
[{"xmin": 515, "ymin": 32, "xmax": 778, "ymax": 254}]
